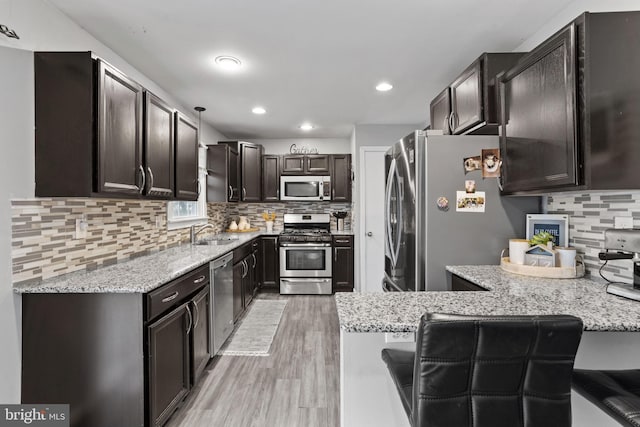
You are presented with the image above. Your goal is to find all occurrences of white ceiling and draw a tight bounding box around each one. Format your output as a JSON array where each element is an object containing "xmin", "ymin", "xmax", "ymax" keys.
[{"xmin": 48, "ymin": 0, "xmax": 574, "ymax": 139}]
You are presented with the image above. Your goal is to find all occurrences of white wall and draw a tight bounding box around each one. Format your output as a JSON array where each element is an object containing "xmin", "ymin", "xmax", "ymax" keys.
[
  {"xmin": 0, "ymin": 46, "xmax": 33, "ymax": 403},
  {"xmin": 248, "ymin": 138, "xmax": 351, "ymax": 155},
  {"xmin": 0, "ymin": 0, "xmax": 225, "ymax": 143},
  {"xmin": 515, "ymin": 0, "xmax": 640, "ymax": 51},
  {"xmin": 350, "ymin": 124, "xmax": 420, "ymax": 291}
]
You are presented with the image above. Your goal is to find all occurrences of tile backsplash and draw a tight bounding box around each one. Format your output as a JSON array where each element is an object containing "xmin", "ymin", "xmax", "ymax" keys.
[
  {"xmin": 11, "ymin": 198, "xmax": 351, "ymax": 284},
  {"xmin": 227, "ymin": 202, "xmax": 352, "ymax": 232},
  {"xmin": 547, "ymin": 191, "xmax": 640, "ymax": 282}
]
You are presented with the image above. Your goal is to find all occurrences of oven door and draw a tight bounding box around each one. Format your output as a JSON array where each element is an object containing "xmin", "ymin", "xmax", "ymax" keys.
[{"xmin": 279, "ymin": 243, "xmax": 332, "ymax": 277}]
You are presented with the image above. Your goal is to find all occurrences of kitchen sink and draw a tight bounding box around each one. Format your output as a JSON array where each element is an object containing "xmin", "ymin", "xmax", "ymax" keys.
[{"xmin": 194, "ymin": 237, "xmax": 239, "ymax": 246}]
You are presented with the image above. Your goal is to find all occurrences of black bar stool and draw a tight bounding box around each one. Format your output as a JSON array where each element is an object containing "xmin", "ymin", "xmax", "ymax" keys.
[
  {"xmin": 572, "ymin": 369, "xmax": 640, "ymax": 426},
  {"xmin": 381, "ymin": 313, "xmax": 583, "ymax": 427}
]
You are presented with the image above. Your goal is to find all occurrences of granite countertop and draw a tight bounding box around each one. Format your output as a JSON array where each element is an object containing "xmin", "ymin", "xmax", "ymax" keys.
[
  {"xmin": 13, "ymin": 231, "xmax": 266, "ymax": 294},
  {"xmin": 335, "ymin": 265, "xmax": 640, "ymax": 333}
]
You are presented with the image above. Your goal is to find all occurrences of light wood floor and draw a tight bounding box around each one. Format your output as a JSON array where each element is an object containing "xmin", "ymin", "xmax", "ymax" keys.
[{"xmin": 166, "ymin": 293, "xmax": 340, "ymax": 427}]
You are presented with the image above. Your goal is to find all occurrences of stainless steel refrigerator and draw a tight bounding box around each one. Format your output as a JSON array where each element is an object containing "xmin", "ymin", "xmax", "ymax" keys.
[{"xmin": 382, "ymin": 130, "xmax": 540, "ymax": 292}]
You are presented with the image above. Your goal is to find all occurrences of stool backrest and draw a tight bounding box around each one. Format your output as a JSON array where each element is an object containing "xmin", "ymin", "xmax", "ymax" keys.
[{"xmin": 412, "ymin": 313, "xmax": 583, "ymax": 427}]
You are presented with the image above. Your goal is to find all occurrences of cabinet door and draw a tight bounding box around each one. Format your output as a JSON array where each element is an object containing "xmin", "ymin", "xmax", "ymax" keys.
[
  {"xmin": 243, "ymin": 257, "xmax": 254, "ymax": 307},
  {"xmin": 144, "ymin": 92, "xmax": 174, "ymax": 199},
  {"xmin": 451, "ymin": 59, "xmax": 483, "ymax": 134},
  {"xmin": 261, "ymin": 237, "xmax": 279, "ymax": 289},
  {"xmin": 262, "ymin": 155, "xmax": 280, "ymax": 201},
  {"xmin": 233, "ymin": 262, "xmax": 244, "ymax": 322},
  {"xmin": 500, "ymin": 25, "xmax": 578, "ymax": 193},
  {"xmin": 331, "ymin": 155, "xmax": 352, "ymax": 202},
  {"xmin": 147, "ymin": 303, "xmax": 191, "ymax": 427},
  {"xmin": 241, "ymin": 143, "xmax": 262, "ymax": 201},
  {"xmin": 228, "ymin": 147, "xmax": 240, "ymax": 202},
  {"xmin": 97, "ymin": 60, "xmax": 143, "ymax": 196},
  {"xmin": 430, "ymin": 87, "xmax": 452, "ymax": 134},
  {"xmin": 191, "ymin": 286, "xmax": 210, "ymax": 385},
  {"xmin": 175, "ymin": 112, "xmax": 199, "ymax": 200},
  {"xmin": 281, "ymin": 155, "xmax": 305, "ymax": 174},
  {"xmin": 251, "ymin": 241, "xmax": 261, "ymax": 292},
  {"xmin": 307, "ymin": 155, "xmax": 331, "ymax": 174},
  {"xmin": 332, "ymin": 237, "xmax": 354, "ymax": 292}
]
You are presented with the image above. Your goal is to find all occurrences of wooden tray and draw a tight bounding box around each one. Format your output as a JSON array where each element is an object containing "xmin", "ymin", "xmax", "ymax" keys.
[
  {"xmin": 500, "ymin": 257, "xmax": 585, "ymax": 279},
  {"xmin": 226, "ymin": 227, "xmax": 260, "ymax": 233}
]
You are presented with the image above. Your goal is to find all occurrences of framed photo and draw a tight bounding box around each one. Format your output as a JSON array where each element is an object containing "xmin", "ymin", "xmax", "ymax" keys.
[{"xmin": 526, "ymin": 214, "xmax": 569, "ymax": 247}]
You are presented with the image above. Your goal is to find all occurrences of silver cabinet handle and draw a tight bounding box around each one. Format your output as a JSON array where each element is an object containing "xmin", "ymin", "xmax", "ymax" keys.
[
  {"xmin": 161, "ymin": 291, "xmax": 179, "ymax": 303},
  {"xmin": 335, "ymin": 239, "xmax": 350, "ymax": 243},
  {"xmin": 448, "ymin": 112, "xmax": 455, "ymax": 133},
  {"xmin": 193, "ymin": 275, "xmax": 206, "ymax": 284},
  {"xmin": 274, "ymin": 237, "xmax": 278, "ymax": 251},
  {"xmin": 367, "ymin": 232, "xmax": 373, "ymax": 237},
  {"xmin": 186, "ymin": 305, "xmax": 193, "ymax": 335},
  {"xmin": 241, "ymin": 260, "xmax": 248, "ymax": 278},
  {"xmin": 192, "ymin": 300, "xmax": 199, "ymax": 330},
  {"xmin": 242, "ymin": 187, "xmax": 247, "ymax": 200},
  {"xmin": 252, "ymin": 253, "xmax": 257, "ymax": 269},
  {"xmin": 138, "ymin": 165, "xmax": 145, "ymax": 194},
  {"xmin": 228, "ymin": 185, "xmax": 233, "ymax": 200},
  {"xmin": 147, "ymin": 167, "xmax": 154, "ymax": 192},
  {"xmin": 443, "ymin": 115, "xmax": 450, "ymax": 134}
]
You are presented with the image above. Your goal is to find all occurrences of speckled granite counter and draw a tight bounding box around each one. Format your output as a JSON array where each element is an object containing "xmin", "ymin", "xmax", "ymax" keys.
[
  {"xmin": 335, "ymin": 265, "xmax": 640, "ymax": 332},
  {"xmin": 13, "ymin": 231, "xmax": 267, "ymax": 294}
]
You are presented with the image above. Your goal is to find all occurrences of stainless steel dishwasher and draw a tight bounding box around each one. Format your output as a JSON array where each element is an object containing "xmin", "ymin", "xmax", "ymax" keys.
[{"xmin": 210, "ymin": 252, "xmax": 234, "ymax": 356}]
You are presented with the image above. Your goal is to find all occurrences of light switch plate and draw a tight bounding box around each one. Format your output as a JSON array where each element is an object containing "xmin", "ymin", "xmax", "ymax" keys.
[
  {"xmin": 75, "ymin": 216, "xmax": 88, "ymax": 239},
  {"xmin": 614, "ymin": 216, "xmax": 634, "ymax": 229},
  {"xmin": 384, "ymin": 332, "xmax": 416, "ymax": 343}
]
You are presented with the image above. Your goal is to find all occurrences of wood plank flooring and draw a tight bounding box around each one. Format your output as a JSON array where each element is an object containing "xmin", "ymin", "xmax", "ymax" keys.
[{"xmin": 166, "ymin": 293, "xmax": 340, "ymax": 427}]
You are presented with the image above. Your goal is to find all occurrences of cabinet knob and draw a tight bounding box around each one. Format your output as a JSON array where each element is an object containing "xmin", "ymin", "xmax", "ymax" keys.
[{"xmin": 367, "ymin": 232, "xmax": 373, "ymax": 237}]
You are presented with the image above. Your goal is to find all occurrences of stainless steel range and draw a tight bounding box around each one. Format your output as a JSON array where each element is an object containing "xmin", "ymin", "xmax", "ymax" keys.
[{"xmin": 279, "ymin": 213, "xmax": 332, "ymax": 295}]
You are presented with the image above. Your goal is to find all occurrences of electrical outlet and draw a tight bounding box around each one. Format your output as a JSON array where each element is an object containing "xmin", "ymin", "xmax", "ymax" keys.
[
  {"xmin": 384, "ymin": 332, "xmax": 416, "ymax": 343},
  {"xmin": 75, "ymin": 215, "xmax": 88, "ymax": 239},
  {"xmin": 154, "ymin": 215, "xmax": 163, "ymax": 229},
  {"xmin": 614, "ymin": 216, "xmax": 634, "ymax": 229}
]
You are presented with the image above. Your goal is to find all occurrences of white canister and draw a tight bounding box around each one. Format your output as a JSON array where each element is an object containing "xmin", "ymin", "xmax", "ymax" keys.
[
  {"xmin": 556, "ymin": 247, "xmax": 577, "ymax": 267},
  {"xmin": 509, "ymin": 239, "xmax": 530, "ymax": 265}
]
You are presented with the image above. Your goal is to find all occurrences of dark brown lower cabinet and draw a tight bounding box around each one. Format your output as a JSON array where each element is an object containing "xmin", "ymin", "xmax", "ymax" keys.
[
  {"xmin": 450, "ymin": 274, "xmax": 488, "ymax": 291},
  {"xmin": 260, "ymin": 236, "xmax": 279, "ymax": 290},
  {"xmin": 233, "ymin": 259, "xmax": 245, "ymax": 322},
  {"xmin": 21, "ymin": 265, "xmax": 211, "ymax": 427},
  {"xmin": 332, "ymin": 235, "xmax": 354, "ymax": 292},
  {"xmin": 148, "ymin": 302, "xmax": 191, "ymax": 427}
]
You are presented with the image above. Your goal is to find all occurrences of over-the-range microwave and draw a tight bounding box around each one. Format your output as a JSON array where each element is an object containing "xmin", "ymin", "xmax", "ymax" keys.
[{"xmin": 280, "ymin": 175, "xmax": 331, "ymax": 201}]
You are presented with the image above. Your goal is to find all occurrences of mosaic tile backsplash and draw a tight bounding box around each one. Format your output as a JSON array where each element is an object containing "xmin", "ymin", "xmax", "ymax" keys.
[
  {"xmin": 547, "ymin": 191, "xmax": 640, "ymax": 282},
  {"xmin": 227, "ymin": 202, "xmax": 353, "ymax": 232},
  {"xmin": 11, "ymin": 198, "xmax": 350, "ymax": 284},
  {"xmin": 11, "ymin": 199, "xmax": 228, "ymax": 284}
]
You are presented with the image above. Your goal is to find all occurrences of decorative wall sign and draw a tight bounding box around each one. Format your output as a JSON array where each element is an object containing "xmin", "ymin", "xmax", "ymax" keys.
[
  {"xmin": 456, "ymin": 191, "xmax": 486, "ymax": 213},
  {"xmin": 526, "ymin": 214, "xmax": 569, "ymax": 247},
  {"xmin": 289, "ymin": 144, "xmax": 319, "ymax": 154}
]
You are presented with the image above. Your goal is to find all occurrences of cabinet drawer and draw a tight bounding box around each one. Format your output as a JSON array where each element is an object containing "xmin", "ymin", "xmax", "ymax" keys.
[
  {"xmin": 333, "ymin": 236, "xmax": 353, "ymax": 247},
  {"xmin": 146, "ymin": 265, "xmax": 209, "ymax": 322}
]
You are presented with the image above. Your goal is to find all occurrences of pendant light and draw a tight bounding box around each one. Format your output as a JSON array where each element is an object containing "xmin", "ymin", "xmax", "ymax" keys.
[{"xmin": 194, "ymin": 106, "xmax": 206, "ymax": 148}]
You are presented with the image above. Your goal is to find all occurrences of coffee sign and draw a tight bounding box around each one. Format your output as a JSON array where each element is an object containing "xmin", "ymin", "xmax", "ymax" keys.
[{"xmin": 289, "ymin": 144, "xmax": 319, "ymax": 154}]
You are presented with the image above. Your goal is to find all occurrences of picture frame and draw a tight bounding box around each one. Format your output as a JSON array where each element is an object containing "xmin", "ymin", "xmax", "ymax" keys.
[{"xmin": 525, "ymin": 214, "xmax": 569, "ymax": 247}]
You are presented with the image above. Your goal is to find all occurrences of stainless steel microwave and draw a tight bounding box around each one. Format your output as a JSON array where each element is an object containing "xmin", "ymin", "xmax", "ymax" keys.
[{"xmin": 280, "ymin": 176, "xmax": 331, "ymax": 201}]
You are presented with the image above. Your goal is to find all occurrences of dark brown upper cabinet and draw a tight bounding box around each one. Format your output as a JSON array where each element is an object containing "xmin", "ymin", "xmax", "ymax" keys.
[
  {"xmin": 262, "ymin": 155, "xmax": 281, "ymax": 201},
  {"xmin": 34, "ymin": 51, "xmax": 190, "ymax": 201},
  {"xmin": 430, "ymin": 52, "xmax": 524, "ymax": 135},
  {"xmin": 219, "ymin": 141, "xmax": 263, "ymax": 202},
  {"xmin": 331, "ymin": 154, "xmax": 352, "ymax": 202},
  {"xmin": 174, "ymin": 112, "xmax": 199, "ymax": 201},
  {"xmin": 429, "ymin": 88, "xmax": 451, "ymax": 134},
  {"xmin": 499, "ymin": 11, "xmax": 640, "ymax": 195},
  {"xmin": 281, "ymin": 154, "xmax": 331, "ymax": 175},
  {"xmin": 97, "ymin": 61, "xmax": 144, "ymax": 196},
  {"xmin": 206, "ymin": 144, "xmax": 239, "ymax": 202},
  {"xmin": 144, "ymin": 92, "xmax": 175, "ymax": 199}
]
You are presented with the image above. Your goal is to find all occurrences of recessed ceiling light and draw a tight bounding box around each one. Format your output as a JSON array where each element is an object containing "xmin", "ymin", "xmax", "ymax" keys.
[
  {"xmin": 214, "ymin": 55, "xmax": 242, "ymax": 71},
  {"xmin": 252, "ymin": 106, "xmax": 266, "ymax": 115},
  {"xmin": 299, "ymin": 123, "xmax": 314, "ymax": 131},
  {"xmin": 376, "ymin": 82, "xmax": 393, "ymax": 92}
]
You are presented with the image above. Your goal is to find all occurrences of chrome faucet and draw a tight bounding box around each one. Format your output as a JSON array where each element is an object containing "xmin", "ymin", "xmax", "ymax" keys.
[{"xmin": 190, "ymin": 223, "xmax": 215, "ymax": 244}]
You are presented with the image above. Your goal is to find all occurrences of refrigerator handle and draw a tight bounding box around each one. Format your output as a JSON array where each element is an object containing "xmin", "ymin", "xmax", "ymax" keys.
[
  {"xmin": 392, "ymin": 164, "xmax": 403, "ymax": 264},
  {"xmin": 385, "ymin": 159, "xmax": 397, "ymax": 267}
]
